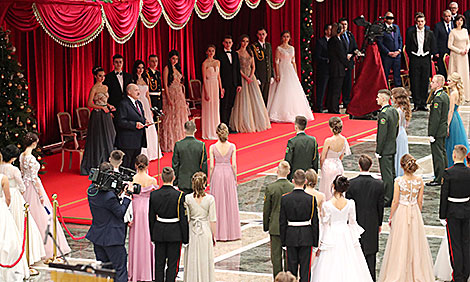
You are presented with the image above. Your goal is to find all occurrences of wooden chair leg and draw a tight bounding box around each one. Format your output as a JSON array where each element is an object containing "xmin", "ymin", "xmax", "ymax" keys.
[
  {"xmin": 60, "ymin": 150, "xmax": 65, "ymax": 172},
  {"xmin": 69, "ymin": 152, "xmax": 73, "ymax": 169},
  {"xmin": 79, "ymin": 151, "xmax": 84, "ymax": 168}
]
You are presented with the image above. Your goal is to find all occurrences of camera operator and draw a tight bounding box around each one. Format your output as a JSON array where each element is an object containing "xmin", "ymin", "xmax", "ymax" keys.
[{"xmin": 85, "ymin": 162, "xmax": 133, "ymax": 282}]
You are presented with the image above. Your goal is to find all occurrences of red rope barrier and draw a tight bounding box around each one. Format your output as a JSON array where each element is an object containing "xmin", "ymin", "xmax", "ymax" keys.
[
  {"xmin": 0, "ymin": 216, "xmax": 27, "ymax": 268},
  {"xmin": 56, "ymin": 207, "xmax": 86, "ymax": 240}
]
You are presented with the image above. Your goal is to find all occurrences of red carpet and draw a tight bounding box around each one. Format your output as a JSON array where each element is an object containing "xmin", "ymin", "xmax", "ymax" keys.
[{"xmin": 40, "ymin": 113, "xmax": 377, "ymax": 224}]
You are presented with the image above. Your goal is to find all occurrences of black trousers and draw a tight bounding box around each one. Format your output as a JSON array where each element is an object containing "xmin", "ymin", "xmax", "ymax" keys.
[
  {"xmin": 436, "ymin": 53, "xmax": 448, "ymax": 78},
  {"xmin": 447, "ymin": 217, "xmax": 470, "ymax": 282},
  {"xmin": 220, "ymin": 85, "xmax": 237, "ymax": 128},
  {"xmin": 315, "ymin": 74, "xmax": 329, "ymax": 112},
  {"xmin": 327, "ymin": 76, "xmax": 344, "ymax": 114},
  {"xmin": 364, "ymin": 253, "xmax": 377, "ymax": 281},
  {"xmin": 149, "ymin": 94, "xmax": 162, "ymax": 112},
  {"xmin": 341, "ymin": 67, "xmax": 353, "ymax": 107},
  {"xmin": 382, "ymin": 55, "xmax": 402, "ymax": 87},
  {"xmin": 155, "ymin": 241, "xmax": 182, "ymax": 282},
  {"xmin": 286, "ymin": 246, "xmax": 313, "ymax": 282},
  {"xmin": 260, "ymin": 79, "xmax": 271, "ymax": 106},
  {"xmin": 120, "ymin": 148, "xmax": 141, "ymax": 169},
  {"xmin": 431, "ymin": 137, "xmax": 447, "ymax": 183},
  {"xmin": 409, "ymin": 55, "xmax": 431, "ymax": 108},
  {"xmin": 93, "ymin": 244, "xmax": 128, "ymax": 282},
  {"xmin": 379, "ymin": 154, "xmax": 395, "ymax": 206}
]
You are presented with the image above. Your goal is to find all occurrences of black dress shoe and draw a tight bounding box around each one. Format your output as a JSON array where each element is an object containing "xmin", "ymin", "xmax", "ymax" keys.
[
  {"xmin": 412, "ymin": 107, "xmax": 419, "ymax": 112},
  {"xmin": 425, "ymin": 180, "xmax": 441, "ymax": 186},
  {"xmin": 420, "ymin": 107, "xmax": 429, "ymax": 112}
]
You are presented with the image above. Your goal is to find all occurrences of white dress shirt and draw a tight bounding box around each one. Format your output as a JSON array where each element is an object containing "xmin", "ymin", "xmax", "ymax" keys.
[
  {"xmin": 115, "ymin": 71, "xmax": 124, "ymax": 92},
  {"xmin": 224, "ymin": 49, "xmax": 232, "ymax": 64},
  {"xmin": 258, "ymin": 41, "xmax": 265, "ymax": 49},
  {"xmin": 412, "ymin": 26, "xmax": 429, "ymax": 56}
]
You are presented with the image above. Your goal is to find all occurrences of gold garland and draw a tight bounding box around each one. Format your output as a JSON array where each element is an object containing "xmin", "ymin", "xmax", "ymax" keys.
[
  {"xmin": 214, "ymin": 0, "xmax": 244, "ymax": 20},
  {"xmin": 158, "ymin": 0, "xmax": 194, "ymax": 30},
  {"xmin": 245, "ymin": 0, "xmax": 261, "ymax": 9},
  {"xmin": 266, "ymin": 0, "xmax": 286, "ymax": 10},
  {"xmin": 102, "ymin": 0, "xmax": 143, "ymax": 44}
]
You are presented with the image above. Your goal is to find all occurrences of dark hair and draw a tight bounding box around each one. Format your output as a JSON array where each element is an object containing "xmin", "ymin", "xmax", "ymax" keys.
[
  {"xmin": 358, "ymin": 154, "xmax": 372, "ymax": 171},
  {"xmin": 132, "ymin": 59, "xmax": 148, "ymax": 84},
  {"xmin": 455, "ymin": 14, "xmax": 466, "ymax": 27},
  {"xmin": 238, "ymin": 34, "xmax": 253, "ymax": 56},
  {"xmin": 99, "ymin": 162, "xmax": 113, "ymax": 172},
  {"xmin": 295, "ymin": 115, "xmax": 308, "ymax": 131},
  {"xmin": 216, "ymin": 123, "xmax": 229, "ymax": 142},
  {"xmin": 281, "ymin": 30, "xmax": 291, "ymax": 39},
  {"xmin": 333, "ymin": 175, "xmax": 349, "ymax": 193},
  {"xmin": 92, "ymin": 66, "xmax": 104, "ymax": 76},
  {"xmin": 305, "ymin": 169, "xmax": 318, "ymax": 188},
  {"xmin": 339, "ymin": 17, "xmax": 348, "ymax": 23},
  {"xmin": 135, "ymin": 154, "xmax": 149, "ymax": 171},
  {"xmin": 293, "ymin": 169, "xmax": 306, "ymax": 186},
  {"xmin": 192, "ymin": 172, "xmax": 207, "ymax": 198},
  {"xmin": 167, "ymin": 50, "xmax": 182, "ymax": 86},
  {"xmin": 223, "ymin": 35, "xmax": 233, "ymax": 41},
  {"xmin": 184, "ymin": 120, "xmax": 196, "ymax": 133},
  {"xmin": 328, "ymin": 116, "xmax": 342, "ymax": 134},
  {"xmin": 466, "ymin": 152, "xmax": 470, "ymax": 165},
  {"xmin": 148, "ymin": 54, "xmax": 158, "ymax": 60},
  {"xmin": 162, "ymin": 167, "xmax": 175, "ymax": 183},
  {"xmin": 23, "ymin": 132, "xmax": 39, "ymax": 147},
  {"xmin": 110, "ymin": 150, "xmax": 124, "ymax": 162},
  {"xmin": 0, "ymin": 145, "xmax": 20, "ymax": 163},
  {"xmin": 400, "ymin": 154, "xmax": 419, "ymax": 174},
  {"xmin": 207, "ymin": 44, "xmax": 216, "ymax": 51},
  {"xmin": 112, "ymin": 54, "xmax": 124, "ymax": 61},
  {"xmin": 324, "ymin": 23, "xmax": 332, "ymax": 31},
  {"xmin": 257, "ymin": 27, "xmax": 267, "ymax": 33}
]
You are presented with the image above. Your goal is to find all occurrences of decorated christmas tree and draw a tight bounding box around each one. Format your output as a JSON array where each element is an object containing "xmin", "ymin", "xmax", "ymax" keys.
[
  {"xmin": 300, "ymin": 0, "xmax": 314, "ymax": 104},
  {"xmin": 0, "ymin": 27, "xmax": 44, "ymax": 169}
]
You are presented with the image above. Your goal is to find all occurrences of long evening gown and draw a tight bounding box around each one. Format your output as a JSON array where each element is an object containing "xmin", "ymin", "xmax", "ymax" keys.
[
  {"xmin": 318, "ymin": 137, "xmax": 351, "ymax": 201},
  {"xmin": 80, "ymin": 92, "xmax": 116, "ymax": 175},
  {"xmin": 267, "ymin": 46, "xmax": 314, "ymax": 122},
  {"xmin": 446, "ymin": 104, "xmax": 469, "ymax": 167},
  {"xmin": 137, "ymin": 84, "xmax": 162, "ymax": 161},
  {"xmin": 202, "ymin": 66, "xmax": 220, "ymax": 140},
  {"xmin": 128, "ymin": 184, "xmax": 156, "ymax": 282},
  {"xmin": 0, "ymin": 163, "xmax": 45, "ymax": 264},
  {"xmin": 434, "ymin": 236, "xmax": 470, "ymax": 282},
  {"xmin": 448, "ymin": 28, "xmax": 470, "ymax": 101},
  {"xmin": 20, "ymin": 154, "xmax": 71, "ymax": 258},
  {"xmin": 311, "ymin": 200, "xmax": 373, "ymax": 282},
  {"xmin": 0, "ymin": 173, "xmax": 29, "ymax": 281},
  {"xmin": 378, "ymin": 177, "xmax": 434, "ymax": 282},
  {"xmin": 229, "ymin": 52, "xmax": 271, "ymax": 133},
  {"xmin": 210, "ymin": 143, "xmax": 241, "ymax": 241},
  {"xmin": 161, "ymin": 70, "xmax": 189, "ymax": 152},
  {"xmin": 183, "ymin": 193, "xmax": 216, "ymax": 282},
  {"xmin": 394, "ymin": 108, "xmax": 409, "ymax": 177}
]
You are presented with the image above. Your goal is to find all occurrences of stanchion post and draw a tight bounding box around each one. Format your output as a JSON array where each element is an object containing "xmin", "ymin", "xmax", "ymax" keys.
[
  {"xmin": 24, "ymin": 203, "xmax": 39, "ymax": 276},
  {"xmin": 157, "ymin": 116, "xmax": 161, "ymax": 186},
  {"xmin": 52, "ymin": 194, "xmax": 58, "ymax": 260}
]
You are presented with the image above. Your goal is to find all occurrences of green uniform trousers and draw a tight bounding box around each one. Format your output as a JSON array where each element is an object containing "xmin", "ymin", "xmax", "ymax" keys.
[
  {"xmin": 431, "ymin": 137, "xmax": 447, "ymax": 183},
  {"xmin": 379, "ymin": 154, "xmax": 395, "ymax": 206},
  {"xmin": 270, "ymin": 235, "xmax": 287, "ymax": 278}
]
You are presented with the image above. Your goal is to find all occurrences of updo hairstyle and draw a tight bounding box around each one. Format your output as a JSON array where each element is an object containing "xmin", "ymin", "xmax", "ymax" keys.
[
  {"xmin": 400, "ymin": 154, "xmax": 419, "ymax": 174},
  {"xmin": 329, "ymin": 116, "xmax": 343, "ymax": 135},
  {"xmin": 216, "ymin": 123, "xmax": 229, "ymax": 142},
  {"xmin": 0, "ymin": 144, "xmax": 20, "ymax": 163},
  {"xmin": 23, "ymin": 132, "xmax": 39, "ymax": 148},
  {"xmin": 305, "ymin": 169, "xmax": 318, "ymax": 188},
  {"xmin": 192, "ymin": 171, "xmax": 207, "ymax": 198},
  {"xmin": 92, "ymin": 66, "xmax": 104, "ymax": 76},
  {"xmin": 135, "ymin": 154, "xmax": 149, "ymax": 171},
  {"xmin": 333, "ymin": 175, "xmax": 349, "ymax": 193}
]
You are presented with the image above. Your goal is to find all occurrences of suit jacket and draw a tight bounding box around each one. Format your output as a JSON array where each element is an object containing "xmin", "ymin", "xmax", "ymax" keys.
[
  {"xmin": 251, "ymin": 42, "xmax": 274, "ymax": 82},
  {"xmin": 376, "ymin": 105, "xmax": 399, "ymax": 156},
  {"xmin": 314, "ymin": 37, "xmax": 329, "ymax": 76},
  {"xmin": 149, "ymin": 185, "xmax": 189, "ymax": 244},
  {"xmin": 464, "ymin": 10, "xmax": 470, "ymax": 33},
  {"xmin": 440, "ymin": 163, "xmax": 470, "ymax": 219},
  {"xmin": 328, "ymin": 36, "xmax": 349, "ymax": 77},
  {"xmin": 104, "ymin": 71, "xmax": 132, "ymax": 108},
  {"xmin": 405, "ymin": 26, "xmax": 437, "ymax": 57},
  {"xmin": 284, "ymin": 132, "xmax": 319, "ymax": 180},
  {"xmin": 263, "ymin": 178, "xmax": 295, "ymax": 236},
  {"xmin": 346, "ymin": 174, "xmax": 385, "ymax": 254},
  {"xmin": 434, "ymin": 21, "xmax": 452, "ymax": 55},
  {"xmin": 172, "ymin": 136, "xmax": 208, "ymax": 190},
  {"xmin": 341, "ymin": 31, "xmax": 358, "ymax": 68},
  {"xmin": 86, "ymin": 186, "xmax": 131, "ymax": 246},
  {"xmin": 377, "ymin": 24, "xmax": 403, "ymax": 56},
  {"xmin": 280, "ymin": 189, "xmax": 319, "ymax": 247},
  {"xmin": 428, "ymin": 88, "xmax": 450, "ymax": 138},
  {"xmin": 215, "ymin": 49, "xmax": 242, "ymax": 89},
  {"xmin": 115, "ymin": 96, "xmax": 147, "ymax": 149}
]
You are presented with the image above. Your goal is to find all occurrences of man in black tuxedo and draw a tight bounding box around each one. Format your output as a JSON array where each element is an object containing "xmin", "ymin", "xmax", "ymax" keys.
[
  {"xmin": 115, "ymin": 84, "xmax": 148, "ymax": 169},
  {"xmin": 377, "ymin": 12, "xmax": 403, "ymax": 87},
  {"xmin": 104, "ymin": 54, "xmax": 132, "ymax": 110},
  {"xmin": 439, "ymin": 145, "xmax": 470, "ymax": 282},
  {"xmin": 339, "ymin": 17, "xmax": 358, "ymax": 109},
  {"xmin": 405, "ymin": 12, "xmax": 437, "ymax": 112},
  {"xmin": 216, "ymin": 35, "xmax": 242, "ymax": 131},
  {"xmin": 313, "ymin": 24, "xmax": 332, "ymax": 112},
  {"xmin": 149, "ymin": 167, "xmax": 189, "ymax": 282},
  {"xmin": 434, "ymin": 10, "xmax": 454, "ymax": 78},
  {"xmin": 327, "ymin": 23, "xmax": 350, "ymax": 114},
  {"xmin": 144, "ymin": 54, "xmax": 163, "ymax": 112},
  {"xmin": 346, "ymin": 155, "xmax": 384, "ymax": 281}
]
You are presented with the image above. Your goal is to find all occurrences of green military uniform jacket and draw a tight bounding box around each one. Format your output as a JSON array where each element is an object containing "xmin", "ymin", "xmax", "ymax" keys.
[
  {"xmin": 263, "ymin": 178, "xmax": 295, "ymax": 236},
  {"xmin": 251, "ymin": 42, "xmax": 274, "ymax": 82},
  {"xmin": 172, "ymin": 136, "xmax": 208, "ymax": 191},
  {"xmin": 284, "ymin": 132, "xmax": 319, "ymax": 180},
  {"xmin": 376, "ymin": 105, "xmax": 399, "ymax": 156},
  {"xmin": 428, "ymin": 88, "xmax": 449, "ymax": 138}
]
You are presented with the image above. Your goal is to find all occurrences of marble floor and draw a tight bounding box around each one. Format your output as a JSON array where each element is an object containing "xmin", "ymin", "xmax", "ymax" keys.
[{"xmin": 28, "ymin": 105, "xmax": 470, "ymax": 282}]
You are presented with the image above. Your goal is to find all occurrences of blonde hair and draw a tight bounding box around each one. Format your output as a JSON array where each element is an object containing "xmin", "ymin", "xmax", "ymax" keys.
[
  {"xmin": 216, "ymin": 123, "xmax": 229, "ymax": 142},
  {"xmin": 391, "ymin": 87, "xmax": 412, "ymax": 122},
  {"xmin": 278, "ymin": 161, "xmax": 290, "ymax": 176},
  {"xmin": 192, "ymin": 172, "xmax": 207, "ymax": 198},
  {"xmin": 448, "ymin": 72, "xmax": 465, "ymax": 106},
  {"xmin": 305, "ymin": 169, "xmax": 318, "ymax": 188},
  {"xmin": 275, "ymin": 271, "xmax": 296, "ymax": 282}
]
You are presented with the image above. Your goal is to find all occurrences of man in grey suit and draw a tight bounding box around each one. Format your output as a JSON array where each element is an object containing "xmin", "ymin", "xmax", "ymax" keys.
[{"xmin": 251, "ymin": 27, "xmax": 274, "ymax": 106}]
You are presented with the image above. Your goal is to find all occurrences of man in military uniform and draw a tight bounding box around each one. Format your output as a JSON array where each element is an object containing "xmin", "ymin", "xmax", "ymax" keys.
[
  {"xmin": 440, "ymin": 145, "xmax": 470, "ymax": 282},
  {"xmin": 172, "ymin": 121, "xmax": 208, "ymax": 194},
  {"xmin": 427, "ymin": 74, "xmax": 450, "ymax": 186},
  {"xmin": 263, "ymin": 161, "xmax": 295, "ymax": 278},
  {"xmin": 251, "ymin": 27, "xmax": 274, "ymax": 105},
  {"xmin": 285, "ymin": 115, "xmax": 319, "ymax": 180},
  {"xmin": 149, "ymin": 167, "xmax": 189, "ymax": 282},
  {"xmin": 144, "ymin": 54, "xmax": 163, "ymax": 113},
  {"xmin": 280, "ymin": 169, "xmax": 319, "ymax": 282},
  {"xmin": 375, "ymin": 89, "xmax": 399, "ymax": 206}
]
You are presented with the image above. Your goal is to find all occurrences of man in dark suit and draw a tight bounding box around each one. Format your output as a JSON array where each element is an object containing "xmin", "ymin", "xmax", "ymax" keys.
[
  {"xmin": 115, "ymin": 84, "xmax": 148, "ymax": 169},
  {"xmin": 440, "ymin": 145, "xmax": 470, "ymax": 282},
  {"xmin": 280, "ymin": 169, "xmax": 319, "ymax": 282},
  {"xmin": 346, "ymin": 155, "xmax": 384, "ymax": 281},
  {"xmin": 313, "ymin": 23, "xmax": 332, "ymax": 112},
  {"xmin": 434, "ymin": 10, "xmax": 454, "ymax": 78},
  {"xmin": 377, "ymin": 12, "xmax": 403, "ymax": 87},
  {"xmin": 172, "ymin": 120, "xmax": 208, "ymax": 194},
  {"xmin": 284, "ymin": 115, "xmax": 319, "ymax": 180},
  {"xmin": 405, "ymin": 12, "xmax": 437, "ymax": 111},
  {"xmin": 104, "ymin": 54, "xmax": 132, "ymax": 110},
  {"xmin": 339, "ymin": 17, "xmax": 358, "ymax": 109},
  {"xmin": 263, "ymin": 161, "xmax": 295, "ymax": 278},
  {"xmin": 251, "ymin": 27, "xmax": 274, "ymax": 105},
  {"xmin": 149, "ymin": 167, "xmax": 189, "ymax": 282},
  {"xmin": 216, "ymin": 35, "xmax": 242, "ymax": 131},
  {"xmin": 86, "ymin": 162, "xmax": 133, "ymax": 282},
  {"xmin": 327, "ymin": 23, "xmax": 350, "ymax": 114},
  {"xmin": 427, "ymin": 75, "xmax": 450, "ymax": 186},
  {"xmin": 144, "ymin": 54, "xmax": 163, "ymax": 112}
]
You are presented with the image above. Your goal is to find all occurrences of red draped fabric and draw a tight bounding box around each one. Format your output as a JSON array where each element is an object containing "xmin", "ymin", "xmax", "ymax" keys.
[
  {"xmin": 102, "ymin": 0, "xmax": 141, "ymax": 43},
  {"xmin": 245, "ymin": 0, "xmax": 262, "ymax": 9},
  {"xmin": 140, "ymin": 0, "xmax": 162, "ymax": 28},
  {"xmin": 195, "ymin": 0, "xmax": 215, "ymax": 19},
  {"xmin": 3, "ymin": 3, "xmax": 39, "ymax": 32},
  {"xmin": 159, "ymin": 0, "xmax": 196, "ymax": 29},
  {"xmin": 214, "ymin": 0, "xmax": 244, "ymax": 19}
]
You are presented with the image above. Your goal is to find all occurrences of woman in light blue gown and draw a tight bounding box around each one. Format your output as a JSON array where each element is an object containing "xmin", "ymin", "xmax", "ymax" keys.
[{"xmin": 391, "ymin": 87, "xmax": 411, "ymax": 177}]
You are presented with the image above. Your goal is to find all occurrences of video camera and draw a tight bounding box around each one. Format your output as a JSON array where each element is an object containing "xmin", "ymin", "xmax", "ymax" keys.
[
  {"xmin": 353, "ymin": 15, "xmax": 396, "ymax": 53},
  {"xmin": 88, "ymin": 167, "xmax": 141, "ymax": 195}
]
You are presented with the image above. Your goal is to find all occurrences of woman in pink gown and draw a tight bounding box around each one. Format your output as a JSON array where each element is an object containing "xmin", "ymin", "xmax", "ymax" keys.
[
  {"xmin": 209, "ymin": 123, "xmax": 241, "ymax": 241},
  {"xmin": 128, "ymin": 154, "xmax": 158, "ymax": 282},
  {"xmin": 202, "ymin": 45, "xmax": 224, "ymax": 140}
]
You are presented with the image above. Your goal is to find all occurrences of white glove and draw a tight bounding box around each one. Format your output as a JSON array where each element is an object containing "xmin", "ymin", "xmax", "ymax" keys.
[
  {"xmin": 270, "ymin": 77, "xmax": 275, "ymax": 84},
  {"xmin": 375, "ymin": 153, "xmax": 382, "ymax": 159},
  {"xmin": 282, "ymin": 246, "xmax": 287, "ymax": 251},
  {"xmin": 257, "ymin": 79, "xmax": 261, "ymax": 85},
  {"xmin": 429, "ymin": 136, "xmax": 436, "ymax": 143},
  {"xmin": 440, "ymin": 219, "xmax": 447, "ymax": 226},
  {"xmin": 182, "ymin": 243, "xmax": 188, "ymax": 248}
]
